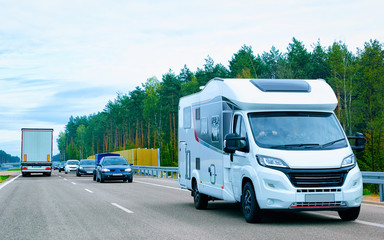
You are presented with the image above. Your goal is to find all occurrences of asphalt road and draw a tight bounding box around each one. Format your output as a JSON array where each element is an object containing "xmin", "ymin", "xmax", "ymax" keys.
[{"xmin": 1, "ymin": 171, "xmax": 384, "ymax": 240}]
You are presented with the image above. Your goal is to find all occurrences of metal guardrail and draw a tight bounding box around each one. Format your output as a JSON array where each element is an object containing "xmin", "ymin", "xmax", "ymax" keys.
[
  {"xmin": 361, "ymin": 171, "xmax": 384, "ymax": 202},
  {"xmin": 131, "ymin": 166, "xmax": 178, "ymax": 179},
  {"xmin": 132, "ymin": 166, "xmax": 384, "ymax": 202}
]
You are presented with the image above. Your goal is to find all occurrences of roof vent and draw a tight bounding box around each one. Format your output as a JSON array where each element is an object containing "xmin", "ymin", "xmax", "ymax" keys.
[{"xmin": 250, "ymin": 79, "xmax": 311, "ymax": 92}]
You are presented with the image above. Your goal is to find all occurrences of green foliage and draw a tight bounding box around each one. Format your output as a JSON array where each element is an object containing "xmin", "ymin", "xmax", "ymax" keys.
[
  {"xmin": 58, "ymin": 38, "xmax": 384, "ymax": 171},
  {"xmin": 0, "ymin": 150, "xmax": 20, "ymax": 164}
]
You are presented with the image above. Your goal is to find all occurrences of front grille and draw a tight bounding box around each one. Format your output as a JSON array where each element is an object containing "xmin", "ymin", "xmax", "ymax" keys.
[
  {"xmin": 291, "ymin": 201, "xmax": 346, "ymax": 208},
  {"xmin": 287, "ymin": 171, "xmax": 347, "ymax": 187}
]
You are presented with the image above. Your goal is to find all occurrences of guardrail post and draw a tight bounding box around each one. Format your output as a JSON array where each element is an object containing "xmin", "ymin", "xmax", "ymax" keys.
[{"xmin": 380, "ymin": 184, "xmax": 384, "ymax": 202}]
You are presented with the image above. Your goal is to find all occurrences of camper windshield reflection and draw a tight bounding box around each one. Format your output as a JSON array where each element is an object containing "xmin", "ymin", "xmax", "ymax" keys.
[{"xmin": 248, "ymin": 112, "xmax": 348, "ymax": 150}]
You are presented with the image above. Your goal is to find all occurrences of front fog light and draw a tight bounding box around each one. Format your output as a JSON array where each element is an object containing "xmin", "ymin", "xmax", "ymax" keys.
[{"xmin": 341, "ymin": 154, "xmax": 355, "ymax": 167}]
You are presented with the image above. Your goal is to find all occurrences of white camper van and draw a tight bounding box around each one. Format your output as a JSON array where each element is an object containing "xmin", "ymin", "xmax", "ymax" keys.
[{"xmin": 178, "ymin": 78, "xmax": 364, "ymax": 223}]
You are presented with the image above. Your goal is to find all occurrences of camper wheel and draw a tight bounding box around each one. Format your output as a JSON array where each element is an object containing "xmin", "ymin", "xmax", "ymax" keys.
[
  {"xmin": 242, "ymin": 182, "xmax": 263, "ymax": 223},
  {"xmin": 192, "ymin": 179, "xmax": 208, "ymax": 209}
]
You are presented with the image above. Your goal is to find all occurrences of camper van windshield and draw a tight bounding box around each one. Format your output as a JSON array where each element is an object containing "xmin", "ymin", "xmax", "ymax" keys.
[{"xmin": 248, "ymin": 112, "xmax": 348, "ymax": 150}]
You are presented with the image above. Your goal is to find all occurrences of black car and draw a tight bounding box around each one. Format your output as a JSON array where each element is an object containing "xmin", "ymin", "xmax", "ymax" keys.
[
  {"xmin": 76, "ymin": 159, "xmax": 96, "ymax": 176},
  {"xmin": 58, "ymin": 162, "xmax": 66, "ymax": 172},
  {"xmin": 95, "ymin": 156, "xmax": 133, "ymax": 183}
]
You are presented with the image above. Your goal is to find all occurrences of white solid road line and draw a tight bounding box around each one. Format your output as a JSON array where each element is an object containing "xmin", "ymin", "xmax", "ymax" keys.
[
  {"xmin": 311, "ymin": 212, "xmax": 384, "ymax": 229},
  {"xmin": 111, "ymin": 203, "xmax": 134, "ymax": 214},
  {"xmin": 135, "ymin": 180, "xmax": 189, "ymax": 192},
  {"xmin": 84, "ymin": 189, "xmax": 93, "ymax": 193},
  {"xmin": 0, "ymin": 174, "xmax": 21, "ymax": 190}
]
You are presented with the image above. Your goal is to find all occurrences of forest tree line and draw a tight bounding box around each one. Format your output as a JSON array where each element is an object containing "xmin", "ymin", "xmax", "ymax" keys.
[{"xmin": 57, "ymin": 38, "xmax": 384, "ymax": 171}]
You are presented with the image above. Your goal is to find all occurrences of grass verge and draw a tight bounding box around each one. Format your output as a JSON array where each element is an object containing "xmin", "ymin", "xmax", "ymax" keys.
[
  {"xmin": 8, "ymin": 168, "xmax": 21, "ymax": 171},
  {"xmin": 0, "ymin": 175, "xmax": 10, "ymax": 183}
]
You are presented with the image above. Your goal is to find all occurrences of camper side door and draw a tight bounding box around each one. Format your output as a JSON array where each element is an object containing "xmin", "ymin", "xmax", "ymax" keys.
[{"xmin": 230, "ymin": 114, "xmax": 250, "ymax": 201}]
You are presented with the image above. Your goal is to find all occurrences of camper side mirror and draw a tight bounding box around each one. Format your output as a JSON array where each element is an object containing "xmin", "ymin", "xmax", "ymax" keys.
[
  {"xmin": 224, "ymin": 133, "xmax": 249, "ymax": 153},
  {"xmin": 347, "ymin": 132, "xmax": 366, "ymax": 152}
]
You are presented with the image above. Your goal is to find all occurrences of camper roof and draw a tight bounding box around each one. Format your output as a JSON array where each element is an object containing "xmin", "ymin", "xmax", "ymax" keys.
[{"xmin": 193, "ymin": 78, "xmax": 337, "ymax": 112}]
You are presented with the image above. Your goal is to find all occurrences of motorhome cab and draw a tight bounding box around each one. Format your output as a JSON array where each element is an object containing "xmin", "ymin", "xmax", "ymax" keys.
[{"xmin": 178, "ymin": 78, "xmax": 363, "ymax": 223}]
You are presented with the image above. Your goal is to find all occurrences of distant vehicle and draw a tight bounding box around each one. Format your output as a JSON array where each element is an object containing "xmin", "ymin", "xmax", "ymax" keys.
[
  {"xmin": 76, "ymin": 159, "xmax": 95, "ymax": 176},
  {"xmin": 52, "ymin": 162, "xmax": 59, "ymax": 170},
  {"xmin": 92, "ymin": 153, "xmax": 120, "ymax": 181},
  {"xmin": 58, "ymin": 162, "xmax": 66, "ymax": 172},
  {"xmin": 178, "ymin": 78, "xmax": 365, "ymax": 223},
  {"xmin": 64, "ymin": 160, "xmax": 79, "ymax": 174},
  {"xmin": 95, "ymin": 156, "xmax": 133, "ymax": 183},
  {"xmin": 20, "ymin": 128, "xmax": 54, "ymax": 177}
]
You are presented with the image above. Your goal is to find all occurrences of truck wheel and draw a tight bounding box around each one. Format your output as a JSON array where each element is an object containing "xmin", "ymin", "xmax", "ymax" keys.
[
  {"xmin": 242, "ymin": 182, "xmax": 263, "ymax": 223},
  {"xmin": 192, "ymin": 180, "xmax": 208, "ymax": 209},
  {"xmin": 338, "ymin": 206, "xmax": 360, "ymax": 221}
]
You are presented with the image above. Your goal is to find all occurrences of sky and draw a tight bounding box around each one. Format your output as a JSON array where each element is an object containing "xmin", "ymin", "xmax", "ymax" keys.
[{"xmin": 0, "ymin": 0, "xmax": 383, "ymax": 158}]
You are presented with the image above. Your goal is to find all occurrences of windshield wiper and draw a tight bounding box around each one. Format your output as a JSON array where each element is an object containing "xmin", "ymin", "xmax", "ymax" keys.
[
  {"xmin": 321, "ymin": 138, "xmax": 346, "ymax": 148},
  {"xmin": 270, "ymin": 143, "xmax": 320, "ymax": 149}
]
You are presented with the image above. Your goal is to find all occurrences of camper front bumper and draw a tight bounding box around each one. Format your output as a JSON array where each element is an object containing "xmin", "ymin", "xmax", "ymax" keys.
[{"xmin": 255, "ymin": 165, "xmax": 362, "ymax": 210}]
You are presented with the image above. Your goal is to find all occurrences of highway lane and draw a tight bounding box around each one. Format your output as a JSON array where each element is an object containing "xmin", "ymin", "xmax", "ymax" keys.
[{"xmin": 0, "ymin": 171, "xmax": 384, "ymax": 240}]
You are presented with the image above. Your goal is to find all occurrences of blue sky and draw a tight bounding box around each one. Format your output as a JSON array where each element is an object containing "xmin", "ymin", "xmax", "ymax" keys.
[{"xmin": 1, "ymin": 0, "xmax": 383, "ymax": 157}]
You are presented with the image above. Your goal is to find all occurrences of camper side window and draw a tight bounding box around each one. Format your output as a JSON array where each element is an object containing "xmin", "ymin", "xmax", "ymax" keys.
[
  {"xmin": 211, "ymin": 116, "xmax": 220, "ymax": 142},
  {"xmin": 234, "ymin": 115, "xmax": 248, "ymax": 149},
  {"xmin": 183, "ymin": 107, "xmax": 191, "ymax": 129}
]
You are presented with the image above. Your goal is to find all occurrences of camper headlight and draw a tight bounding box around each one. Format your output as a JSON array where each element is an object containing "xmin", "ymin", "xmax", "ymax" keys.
[
  {"xmin": 256, "ymin": 155, "xmax": 289, "ymax": 168},
  {"xmin": 341, "ymin": 154, "xmax": 356, "ymax": 167}
]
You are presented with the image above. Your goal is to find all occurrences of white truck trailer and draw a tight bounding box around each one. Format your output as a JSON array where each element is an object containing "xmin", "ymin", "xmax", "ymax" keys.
[
  {"xmin": 21, "ymin": 128, "xmax": 54, "ymax": 177},
  {"xmin": 178, "ymin": 78, "xmax": 364, "ymax": 223}
]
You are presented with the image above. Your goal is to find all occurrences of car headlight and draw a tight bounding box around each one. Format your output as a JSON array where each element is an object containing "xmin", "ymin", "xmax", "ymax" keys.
[
  {"xmin": 341, "ymin": 154, "xmax": 356, "ymax": 167},
  {"xmin": 79, "ymin": 166, "xmax": 84, "ymax": 170},
  {"xmin": 257, "ymin": 155, "xmax": 289, "ymax": 168},
  {"xmin": 102, "ymin": 168, "xmax": 110, "ymax": 172},
  {"xmin": 124, "ymin": 168, "xmax": 132, "ymax": 172}
]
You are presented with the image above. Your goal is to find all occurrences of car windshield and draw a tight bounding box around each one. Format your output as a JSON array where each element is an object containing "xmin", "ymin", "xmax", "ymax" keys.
[
  {"xmin": 67, "ymin": 160, "xmax": 79, "ymax": 165},
  {"xmin": 103, "ymin": 158, "xmax": 128, "ymax": 165},
  {"xmin": 80, "ymin": 160, "xmax": 95, "ymax": 165},
  {"xmin": 248, "ymin": 112, "xmax": 348, "ymax": 150}
]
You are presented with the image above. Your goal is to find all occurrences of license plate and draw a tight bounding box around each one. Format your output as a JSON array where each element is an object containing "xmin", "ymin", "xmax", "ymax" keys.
[
  {"xmin": 113, "ymin": 173, "xmax": 123, "ymax": 176},
  {"xmin": 87, "ymin": 171, "xmax": 93, "ymax": 174},
  {"xmin": 305, "ymin": 194, "xmax": 335, "ymax": 202},
  {"xmin": 32, "ymin": 166, "xmax": 40, "ymax": 168}
]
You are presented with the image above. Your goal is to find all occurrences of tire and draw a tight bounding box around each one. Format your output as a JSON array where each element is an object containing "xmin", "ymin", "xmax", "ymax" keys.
[
  {"xmin": 192, "ymin": 180, "xmax": 208, "ymax": 209},
  {"xmin": 242, "ymin": 182, "xmax": 263, "ymax": 223},
  {"xmin": 46, "ymin": 172, "xmax": 51, "ymax": 176},
  {"xmin": 22, "ymin": 172, "xmax": 27, "ymax": 177},
  {"xmin": 128, "ymin": 176, "xmax": 133, "ymax": 183},
  {"xmin": 76, "ymin": 171, "xmax": 81, "ymax": 177},
  {"xmin": 123, "ymin": 179, "xmax": 127, "ymax": 182},
  {"xmin": 93, "ymin": 173, "xmax": 96, "ymax": 181},
  {"xmin": 338, "ymin": 206, "xmax": 360, "ymax": 221},
  {"xmin": 59, "ymin": 169, "xmax": 61, "ymax": 172},
  {"xmin": 100, "ymin": 174, "xmax": 104, "ymax": 183}
]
